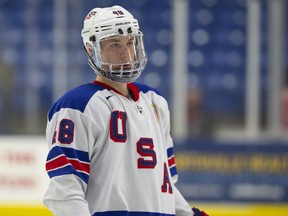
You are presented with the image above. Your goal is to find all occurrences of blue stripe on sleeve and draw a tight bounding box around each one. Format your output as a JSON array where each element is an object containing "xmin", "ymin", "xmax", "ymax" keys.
[
  {"xmin": 47, "ymin": 164, "xmax": 89, "ymax": 184},
  {"xmin": 47, "ymin": 146, "xmax": 90, "ymax": 163},
  {"xmin": 169, "ymin": 166, "xmax": 177, "ymax": 177},
  {"xmin": 167, "ymin": 147, "xmax": 177, "ymax": 177},
  {"xmin": 46, "ymin": 146, "xmax": 90, "ymax": 183},
  {"xmin": 167, "ymin": 147, "xmax": 174, "ymax": 158}
]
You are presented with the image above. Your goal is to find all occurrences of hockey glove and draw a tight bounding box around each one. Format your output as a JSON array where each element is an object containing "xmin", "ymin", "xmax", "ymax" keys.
[{"xmin": 192, "ymin": 207, "xmax": 209, "ymax": 216}]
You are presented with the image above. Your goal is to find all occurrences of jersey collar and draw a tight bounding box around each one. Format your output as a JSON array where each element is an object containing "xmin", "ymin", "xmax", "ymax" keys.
[{"xmin": 93, "ymin": 80, "xmax": 140, "ymax": 101}]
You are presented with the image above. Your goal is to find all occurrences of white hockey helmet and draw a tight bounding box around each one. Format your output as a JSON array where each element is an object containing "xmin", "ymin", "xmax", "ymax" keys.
[{"xmin": 81, "ymin": 5, "xmax": 147, "ymax": 83}]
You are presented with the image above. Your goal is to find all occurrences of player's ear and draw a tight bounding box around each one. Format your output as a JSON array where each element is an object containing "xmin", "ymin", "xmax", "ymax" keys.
[{"xmin": 85, "ymin": 42, "xmax": 94, "ymax": 57}]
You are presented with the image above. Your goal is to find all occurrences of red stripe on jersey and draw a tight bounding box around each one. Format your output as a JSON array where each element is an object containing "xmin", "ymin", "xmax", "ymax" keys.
[
  {"xmin": 168, "ymin": 156, "xmax": 175, "ymax": 167},
  {"xmin": 69, "ymin": 158, "xmax": 90, "ymax": 174},
  {"xmin": 46, "ymin": 155, "xmax": 90, "ymax": 174},
  {"xmin": 127, "ymin": 83, "xmax": 140, "ymax": 101}
]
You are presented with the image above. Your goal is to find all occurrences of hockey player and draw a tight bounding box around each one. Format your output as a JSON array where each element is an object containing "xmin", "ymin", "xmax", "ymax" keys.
[{"xmin": 43, "ymin": 5, "xmax": 209, "ymax": 216}]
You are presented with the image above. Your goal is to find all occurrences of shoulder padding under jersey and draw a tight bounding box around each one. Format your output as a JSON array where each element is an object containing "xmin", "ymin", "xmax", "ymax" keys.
[{"xmin": 48, "ymin": 83, "xmax": 105, "ymax": 121}]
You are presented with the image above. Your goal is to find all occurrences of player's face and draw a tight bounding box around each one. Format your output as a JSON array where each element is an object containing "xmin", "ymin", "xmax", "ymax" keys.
[{"xmin": 100, "ymin": 35, "xmax": 136, "ymax": 70}]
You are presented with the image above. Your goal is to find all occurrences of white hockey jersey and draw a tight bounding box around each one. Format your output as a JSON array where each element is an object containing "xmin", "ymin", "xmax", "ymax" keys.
[{"xmin": 43, "ymin": 81, "xmax": 192, "ymax": 216}]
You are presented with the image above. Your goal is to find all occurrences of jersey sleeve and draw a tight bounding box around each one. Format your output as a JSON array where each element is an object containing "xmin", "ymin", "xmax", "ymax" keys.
[
  {"xmin": 157, "ymin": 95, "xmax": 193, "ymax": 216},
  {"xmin": 43, "ymin": 105, "xmax": 99, "ymax": 215},
  {"xmin": 158, "ymin": 97, "xmax": 178, "ymax": 183}
]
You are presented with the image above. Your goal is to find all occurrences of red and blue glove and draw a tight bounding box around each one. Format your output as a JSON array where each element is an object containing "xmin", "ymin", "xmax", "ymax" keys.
[{"xmin": 192, "ymin": 207, "xmax": 209, "ymax": 216}]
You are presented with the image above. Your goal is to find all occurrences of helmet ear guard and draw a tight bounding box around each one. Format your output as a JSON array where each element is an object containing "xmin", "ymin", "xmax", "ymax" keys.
[{"xmin": 81, "ymin": 5, "xmax": 147, "ymax": 83}]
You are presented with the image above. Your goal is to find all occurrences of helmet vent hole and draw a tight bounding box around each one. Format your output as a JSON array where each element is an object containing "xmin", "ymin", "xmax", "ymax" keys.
[
  {"xmin": 89, "ymin": 35, "xmax": 96, "ymax": 42},
  {"xmin": 118, "ymin": 28, "xmax": 124, "ymax": 34}
]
